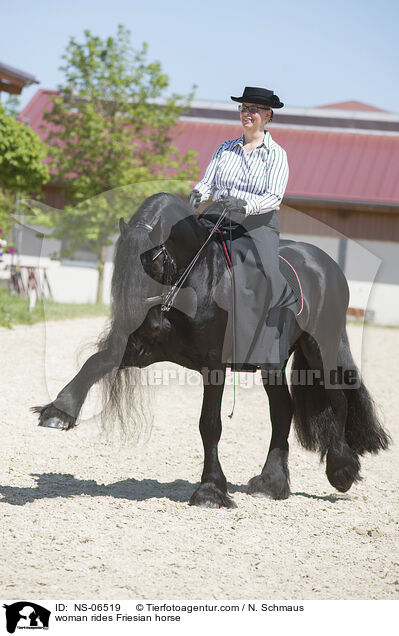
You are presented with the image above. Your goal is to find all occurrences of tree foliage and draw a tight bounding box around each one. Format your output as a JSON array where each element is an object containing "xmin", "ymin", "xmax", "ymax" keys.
[
  {"xmin": 35, "ymin": 26, "xmax": 198, "ymax": 300},
  {"xmin": 0, "ymin": 189, "xmax": 15, "ymax": 239},
  {"xmin": 0, "ymin": 104, "xmax": 50, "ymax": 237},
  {"xmin": 2, "ymin": 95, "xmax": 21, "ymax": 116}
]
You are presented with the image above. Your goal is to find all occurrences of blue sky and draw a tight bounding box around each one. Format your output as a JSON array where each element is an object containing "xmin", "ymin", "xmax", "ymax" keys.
[{"xmin": 1, "ymin": 0, "xmax": 399, "ymax": 112}]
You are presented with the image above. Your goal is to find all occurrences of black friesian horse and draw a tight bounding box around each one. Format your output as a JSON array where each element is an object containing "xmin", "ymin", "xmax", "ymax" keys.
[{"xmin": 34, "ymin": 193, "xmax": 390, "ymax": 508}]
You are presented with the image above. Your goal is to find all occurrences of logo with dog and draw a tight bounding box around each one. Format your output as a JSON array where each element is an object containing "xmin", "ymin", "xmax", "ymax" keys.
[{"xmin": 3, "ymin": 602, "xmax": 51, "ymax": 633}]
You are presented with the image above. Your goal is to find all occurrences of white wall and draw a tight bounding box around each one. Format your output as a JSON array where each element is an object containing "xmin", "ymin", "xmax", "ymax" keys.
[
  {"xmin": 46, "ymin": 260, "xmax": 99, "ymax": 304},
  {"xmin": 3, "ymin": 234, "xmax": 399, "ymax": 325},
  {"xmin": 348, "ymin": 280, "xmax": 399, "ymax": 326},
  {"xmin": 1, "ymin": 254, "xmax": 98, "ymax": 304},
  {"xmin": 281, "ymin": 233, "xmax": 399, "ymax": 325}
]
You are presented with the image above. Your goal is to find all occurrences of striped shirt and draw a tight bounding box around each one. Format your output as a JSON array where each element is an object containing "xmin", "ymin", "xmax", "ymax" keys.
[{"xmin": 194, "ymin": 131, "xmax": 289, "ymax": 215}]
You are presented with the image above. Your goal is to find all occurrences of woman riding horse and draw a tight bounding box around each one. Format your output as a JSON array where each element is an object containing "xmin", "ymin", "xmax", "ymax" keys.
[
  {"xmin": 189, "ymin": 86, "xmax": 296, "ymax": 371},
  {"xmin": 33, "ymin": 88, "xmax": 390, "ymax": 508}
]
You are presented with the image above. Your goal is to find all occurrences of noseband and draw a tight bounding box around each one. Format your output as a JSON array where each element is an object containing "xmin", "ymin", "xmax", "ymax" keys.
[
  {"xmin": 136, "ymin": 210, "xmax": 230, "ymax": 313},
  {"xmin": 136, "ymin": 222, "xmax": 175, "ymax": 308}
]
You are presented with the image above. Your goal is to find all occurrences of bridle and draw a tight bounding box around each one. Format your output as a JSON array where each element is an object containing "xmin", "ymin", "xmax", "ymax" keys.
[
  {"xmin": 136, "ymin": 208, "xmax": 231, "ymax": 313},
  {"xmin": 135, "ymin": 222, "xmax": 175, "ymax": 308},
  {"xmin": 137, "ymin": 208, "xmax": 237, "ymax": 418}
]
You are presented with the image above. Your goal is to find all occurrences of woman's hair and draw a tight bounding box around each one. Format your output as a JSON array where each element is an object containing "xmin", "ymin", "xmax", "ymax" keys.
[{"xmin": 263, "ymin": 108, "xmax": 273, "ymax": 128}]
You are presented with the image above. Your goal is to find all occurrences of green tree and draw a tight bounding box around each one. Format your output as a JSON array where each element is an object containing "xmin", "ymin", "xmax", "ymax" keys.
[
  {"xmin": 0, "ymin": 103, "xmax": 49, "ymax": 239},
  {"xmin": 2, "ymin": 95, "xmax": 21, "ymax": 116},
  {"xmin": 38, "ymin": 25, "xmax": 198, "ymax": 302}
]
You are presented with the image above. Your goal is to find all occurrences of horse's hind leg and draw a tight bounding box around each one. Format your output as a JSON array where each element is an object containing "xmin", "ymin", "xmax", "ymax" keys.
[
  {"xmin": 247, "ymin": 367, "xmax": 292, "ymax": 499},
  {"xmin": 293, "ymin": 335, "xmax": 361, "ymax": 493},
  {"xmin": 33, "ymin": 348, "xmax": 119, "ymax": 430},
  {"xmin": 324, "ymin": 387, "xmax": 361, "ymax": 492},
  {"xmin": 189, "ymin": 368, "xmax": 236, "ymax": 508}
]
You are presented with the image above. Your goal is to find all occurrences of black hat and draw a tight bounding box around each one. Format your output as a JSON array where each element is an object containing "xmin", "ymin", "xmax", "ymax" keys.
[{"xmin": 231, "ymin": 86, "xmax": 284, "ymax": 109}]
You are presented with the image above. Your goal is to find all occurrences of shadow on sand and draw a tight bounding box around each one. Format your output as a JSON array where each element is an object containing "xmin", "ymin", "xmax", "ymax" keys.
[{"xmin": 0, "ymin": 473, "xmax": 349, "ymax": 506}]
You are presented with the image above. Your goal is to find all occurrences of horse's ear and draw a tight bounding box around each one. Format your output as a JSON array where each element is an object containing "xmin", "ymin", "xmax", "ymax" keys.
[{"xmin": 119, "ymin": 218, "xmax": 128, "ymax": 236}]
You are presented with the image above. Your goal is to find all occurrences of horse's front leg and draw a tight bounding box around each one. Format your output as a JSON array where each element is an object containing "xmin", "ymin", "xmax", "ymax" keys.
[
  {"xmin": 247, "ymin": 368, "xmax": 292, "ymax": 499},
  {"xmin": 33, "ymin": 348, "xmax": 120, "ymax": 430},
  {"xmin": 189, "ymin": 368, "xmax": 236, "ymax": 508}
]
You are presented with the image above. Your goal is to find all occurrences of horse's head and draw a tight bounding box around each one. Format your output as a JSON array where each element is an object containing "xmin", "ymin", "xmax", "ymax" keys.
[
  {"xmin": 140, "ymin": 212, "xmax": 208, "ymax": 320},
  {"xmin": 112, "ymin": 194, "xmax": 206, "ymax": 338}
]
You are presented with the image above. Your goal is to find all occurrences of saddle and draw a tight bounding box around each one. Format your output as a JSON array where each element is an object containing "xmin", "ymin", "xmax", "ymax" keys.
[
  {"xmin": 213, "ymin": 227, "xmax": 303, "ymax": 317},
  {"xmin": 198, "ymin": 216, "xmax": 304, "ymax": 373}
]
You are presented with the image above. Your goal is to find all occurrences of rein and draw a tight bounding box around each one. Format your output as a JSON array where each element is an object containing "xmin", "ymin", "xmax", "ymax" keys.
[
  {"xmin": 161, "ymin": 207, "xmax": 230, "ymax": 312},
  {"xmin": 138, "ymin": 209, "xmax": 237, "ymax": 417},
  {"xmin": 138, "ymin": 209, "xmax": 230, "ymax": 313},
  {"xmin": 136, "ymin": 222, "xmax": 175, "ymax": 305}
]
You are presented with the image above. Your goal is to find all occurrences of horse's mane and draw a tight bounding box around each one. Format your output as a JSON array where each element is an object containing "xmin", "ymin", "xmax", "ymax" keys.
[
  {"xmin": 127, "ymin": 192, "xmax": 176, "ymax": 227},
  {"xmin": 97, "ymin": 192, "xmax": 209, "ymax": 441}
]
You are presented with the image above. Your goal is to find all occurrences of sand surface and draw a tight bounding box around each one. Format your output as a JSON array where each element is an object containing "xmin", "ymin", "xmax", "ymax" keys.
[{"xmin": 0, "ymin": 317, "xmax": 398, "ymax": 600}]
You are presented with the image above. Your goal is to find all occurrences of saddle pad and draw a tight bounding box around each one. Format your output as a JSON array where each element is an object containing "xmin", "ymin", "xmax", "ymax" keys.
[{"xmin": 278, "ymin": 255, "xmax": 303, "ymax": 316}]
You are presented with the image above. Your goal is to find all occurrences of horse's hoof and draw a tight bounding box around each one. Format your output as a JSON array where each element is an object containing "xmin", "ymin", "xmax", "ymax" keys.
[
  {"xmin": 32, "ymin": 404, "xmax": 76, "ymax": 431},
  {"xmin": 38, "ymin": 416, "xmax": 69, "ymax": 430},
  {"xmin": 326, "ymin": 465, "xmax": 361, "ymax": 492},
  {"xmin": 189, "ymin": 483, "xmax": 237, "ymax": 509},
  {"xmin": 326, "ymin": 450, "xmax": 361, "ymax": 492},
  {"xmin": 247, "ymin": 449, "xmax": 291, "ymax": 500},
  {"xmin": 247, "ymin": 473, "xmax": 291, "ymax": 500}
]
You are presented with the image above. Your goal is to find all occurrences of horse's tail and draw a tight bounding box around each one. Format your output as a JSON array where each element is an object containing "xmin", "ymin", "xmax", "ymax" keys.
[
  {"xmin": 291, "ymin": 329, "xmax": 390, "ymax": 458},
  {"xmin": 338, "ymin": 329, "xmax": 390, "ymax": 455},
  {"xmin": 96, "ymin": 319, "xmax": 152, "ymax": 445}
]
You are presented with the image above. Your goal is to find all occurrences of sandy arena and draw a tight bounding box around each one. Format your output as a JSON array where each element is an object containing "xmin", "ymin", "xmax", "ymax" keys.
[{"xmin": 0, "ymin": 317, "xmax": 398, "ymax": 599}]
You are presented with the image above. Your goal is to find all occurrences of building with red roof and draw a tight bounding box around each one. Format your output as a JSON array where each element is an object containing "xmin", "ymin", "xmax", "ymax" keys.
[
  {"xmin": 20, "ymin": 90, "xmax": 399, "ymax": 239},
  {"xmin": 16, "ymin": 90, "xmax": 399, "ymax": 323}
]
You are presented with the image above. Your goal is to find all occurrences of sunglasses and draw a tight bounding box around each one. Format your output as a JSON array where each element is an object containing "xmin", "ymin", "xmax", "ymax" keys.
[{"xmin": 238, "ymin": 104, "xmax": 269, "ymax": 115}]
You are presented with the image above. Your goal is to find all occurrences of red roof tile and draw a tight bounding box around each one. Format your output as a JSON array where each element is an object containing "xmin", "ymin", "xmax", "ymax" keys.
[
  {"xmin": 316, "ymin": 100, "xmax": 387, "ymax": 112},
  {"xmin": 175, "ymin": 121, "xmax": 399, "ymax": 205}
]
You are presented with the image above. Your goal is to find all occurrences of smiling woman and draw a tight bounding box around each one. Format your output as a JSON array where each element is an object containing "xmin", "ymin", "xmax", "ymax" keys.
[
  {"xmin": 189, "ymin": 86, "xmax": 295, "ymax": 370},
  {"xmin": 191, "ymin": 87, "xmax": 286, "ymax": 215}
]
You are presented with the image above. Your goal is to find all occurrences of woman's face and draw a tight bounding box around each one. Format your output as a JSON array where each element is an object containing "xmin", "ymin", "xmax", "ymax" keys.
[{"xmin": 239, "ymin": 102, "xmax": 271, "ymax": 132}]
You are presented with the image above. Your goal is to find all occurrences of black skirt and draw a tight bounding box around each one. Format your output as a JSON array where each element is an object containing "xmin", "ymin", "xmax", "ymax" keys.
[{"xmin": 200, "ymin": 207, "xmax": 296, "ymax": 370}]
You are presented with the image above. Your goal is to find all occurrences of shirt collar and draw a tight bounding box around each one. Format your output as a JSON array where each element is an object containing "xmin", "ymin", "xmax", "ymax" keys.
[
  {"xmin": 262, "ymin": 130, "xmax": 272, "ymax": 149},
  {"xmin": 233, "ymin": 131, "xmax": 272, "ymax": 150},
  {"xmin": 233, "ymin": 136, "xmax": 244, "ymax": 148}
]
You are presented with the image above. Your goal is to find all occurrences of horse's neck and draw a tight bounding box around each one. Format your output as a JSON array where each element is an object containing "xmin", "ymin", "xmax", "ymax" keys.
[
  {"xmin": 133, "ymin": 193, "xmax": 173, "ymax": 229},
  {"xmin": 132, "ymin": 193, "xmax": 210, "ymax": 266}
]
